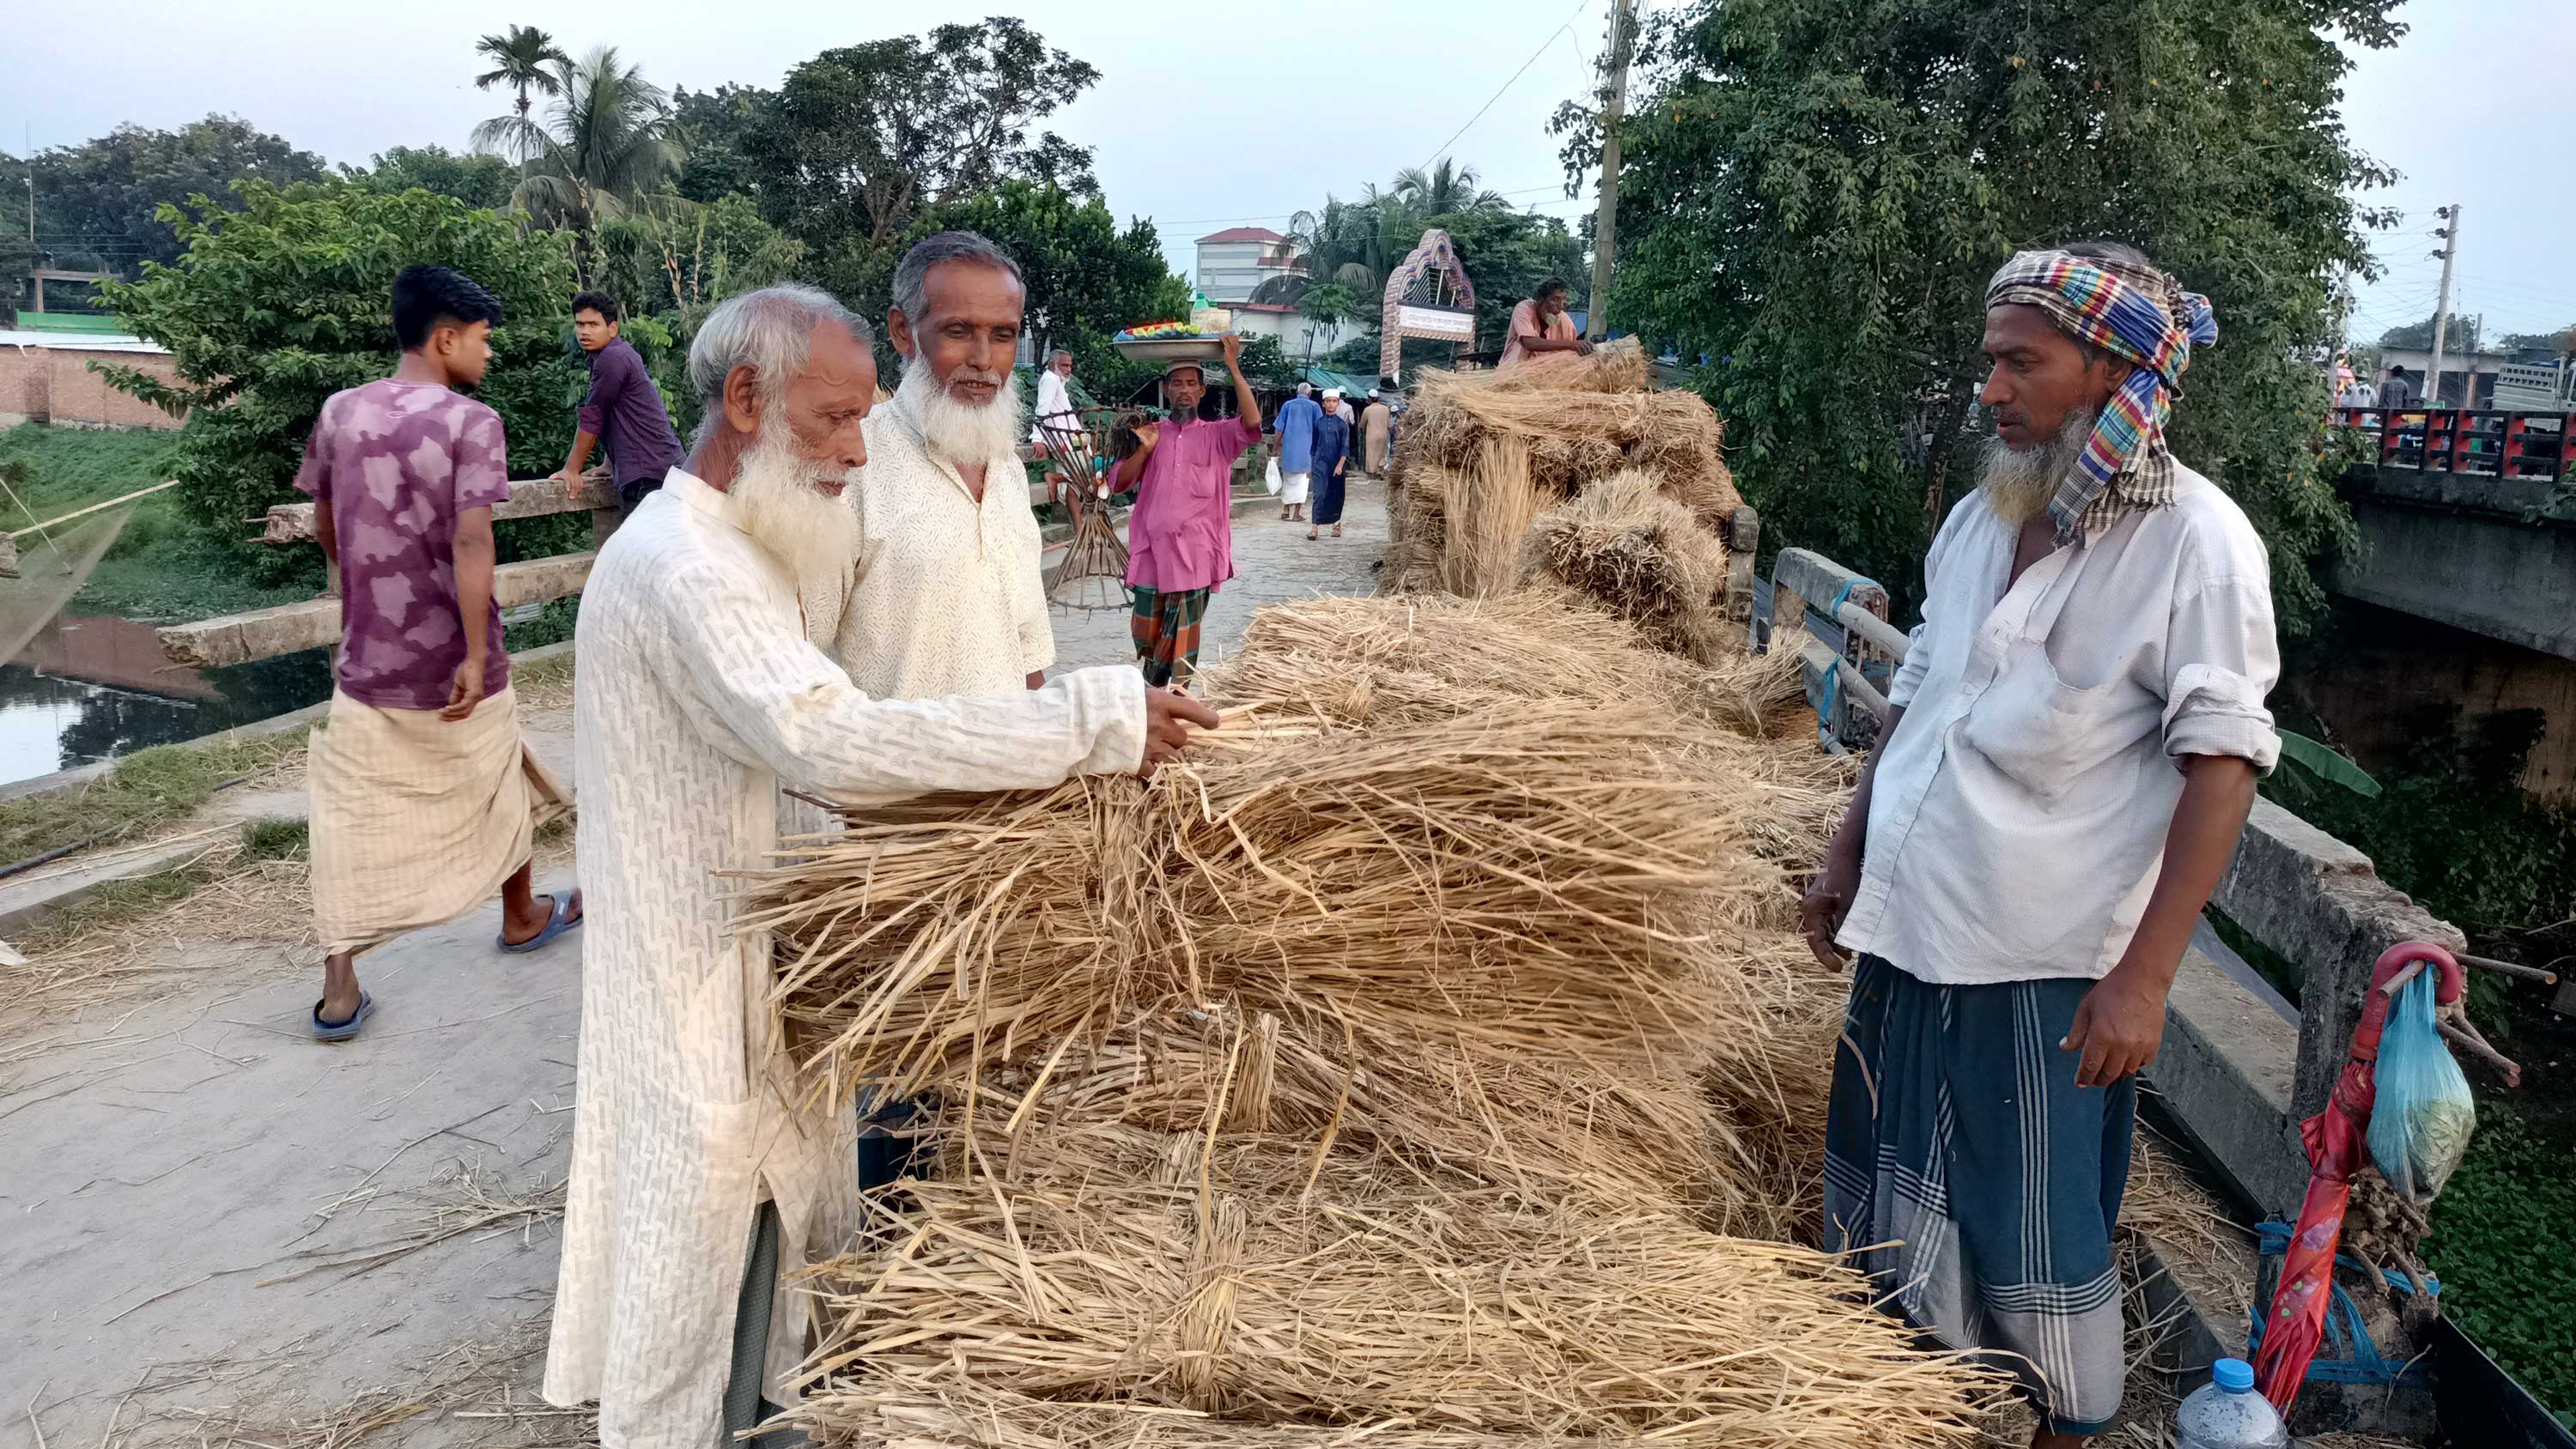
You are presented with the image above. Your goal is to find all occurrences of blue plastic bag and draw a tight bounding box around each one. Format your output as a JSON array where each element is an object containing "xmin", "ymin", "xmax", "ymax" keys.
[{"xmin": 2366, "ymin": 972, "xmax": 2476, "ymax": 1203}]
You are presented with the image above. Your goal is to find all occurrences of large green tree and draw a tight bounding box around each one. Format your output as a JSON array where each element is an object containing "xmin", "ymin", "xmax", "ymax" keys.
[
  {"xmin": 744, "ymin": 19, "xmax": 1101, "ymax": 252},
  {"xmin": 2378, "ymin": 312, "xmax": 2481, "ymax": 354},
  {"xmin": 343, "ymin": 145, "xmax": 516, "ymax": 210},
  {"xmin": 671, "ymin": 83, "xmax": 773, "ymax": 203},
  {"xmin": 93, "ymin": 183, "xmax": 581, "ymax": 585},
  {"xmin": 472, "ymin": 45, "xmax": 680, "ymax": 252},
  {"xmin": 1580, "ymin": 0, "xmax": 2402, "ymax": 634},
  {"xmin": 22, "ymin": 116, "xmax": 330, "ymax": 276},
  {"xmin": 1390, "ymin": 160, "xmax": 1511, "ymax": 218}
]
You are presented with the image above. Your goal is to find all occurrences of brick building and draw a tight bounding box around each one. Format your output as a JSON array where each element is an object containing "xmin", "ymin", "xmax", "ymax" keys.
[{"xmin": 0, "ymin": 324, "xmax": 187, "ymax": 431}]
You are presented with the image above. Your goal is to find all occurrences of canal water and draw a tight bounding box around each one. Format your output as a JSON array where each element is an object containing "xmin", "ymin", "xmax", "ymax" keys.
[{"xmin": 0, "ymin": 614, "xmax": 332, "ymax": 788}]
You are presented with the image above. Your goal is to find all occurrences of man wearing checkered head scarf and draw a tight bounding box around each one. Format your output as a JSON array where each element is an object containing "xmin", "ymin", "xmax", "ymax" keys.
[{"xmin": 1799, "ymin": 240, "xmax": 2281, "ymax": 1446}]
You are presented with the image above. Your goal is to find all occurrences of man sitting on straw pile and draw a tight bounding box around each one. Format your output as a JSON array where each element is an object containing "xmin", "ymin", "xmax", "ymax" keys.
[
  {"xmin": 298, "ymin": 264, "xmax": 577, "ymax": 1042},
  {"xmin": 1113, "ymin": 333, "xmax": 1262, "ymax": 688},
  {"xmin": 1498, "ymin": 276, "xmax": 1592, "ymax": 372},
  {"xmin": 1801, "ymin": 239, "xmax": 2278, "ymax": 1446},
  {"xmin": 541, "ymin": 283, "xmax": 1218, "ymax": 1449},
  {"xmin": 823, "ymin": 232, "xmax": 1052, "ymax": 698}
]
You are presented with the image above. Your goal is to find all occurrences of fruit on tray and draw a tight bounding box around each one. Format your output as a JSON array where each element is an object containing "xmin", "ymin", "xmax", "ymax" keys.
[{"xmin": 1117, "ymin": 320, "xmax": 1204, "ymax": 340}]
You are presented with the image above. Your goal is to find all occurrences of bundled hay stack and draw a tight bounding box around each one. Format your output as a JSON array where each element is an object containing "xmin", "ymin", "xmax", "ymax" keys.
[
  {"xmin": 948, "ymin": 1008, "xmax": 1747, "ymax": 1222},
  {"xmin": 788, "ymin": 1130, "xmax": 2002, "ymax": 1449},
  {"xmin": 1524, "ymin": 468, "xmax": 1731, "ymax": 664},
  {"xmin": 1384, "ymin": 340, "xmax": 1741, "ymax": 623},
  {"xmin": 743, "ymin": 701, "xmax": 1787, "ymax": 1108}
]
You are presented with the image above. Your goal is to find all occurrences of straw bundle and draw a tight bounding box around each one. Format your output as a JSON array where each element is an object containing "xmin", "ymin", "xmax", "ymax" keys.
[
  {"xmin": 945, "ymin": 1008, "xmax": 1747, "ymax": 1222},
  {"xmin": 742, "ymin": 703, "xmax": 1773, "ymax": 1109},
  {"xmin": 1404, "ymin": 375, "xmax": 1739, "ymax": 532},
  {"xmin": 1523, "ymin": 469, "xmax": 1731, "ymax": 664},
  {"xmin": 1485, "ymin": 336, "xmax": 1656, "ymax": 393},
  {"xmin": 787, "ymin": 1131, "xmax": 2002, "ymax": 1449}
]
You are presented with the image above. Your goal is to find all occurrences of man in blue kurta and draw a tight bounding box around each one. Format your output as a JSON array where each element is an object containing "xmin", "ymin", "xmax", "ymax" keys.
[
  {"xmin": 1306, "ymin": 388, "xmax": 1352, "ymax": 540},
  {"xmin": 1273, "ymin": 381, "xmax": 1321, "ymax": 523}
]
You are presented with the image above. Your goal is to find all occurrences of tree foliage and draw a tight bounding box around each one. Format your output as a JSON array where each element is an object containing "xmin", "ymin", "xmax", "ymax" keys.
[
  {"xmin": 24, "ymin": 116, "xmax": 330, "ymax": 276},
  {"xmin": 343, "ymin": 146, "xmax": 517, "ymax": 210},
  {"xmin": 825, "ymin": 180, "xmax": 1187, "ymax": 401},
  {"xmin": 1590, "ymin": 0, "xmax": 2402, "ymax": 634},
  {"xmin": 1279, "ymin": 167, "xmax": 1584, "ymax": 356},
  {"xmin": 472, "ymin": 25, "xmax": 571, "ymax": 118},
  {"xmin": 2379, "ymin": 312, "xmax": 2482, "ymax": 354},
  {"xmin": 472, "ymin": 45, "xmax": 680, "ymax": 247},
  {"xmin": 93, "ymin": 184, "xmax": 581, "ymax": 584},
  {"xmin": 671, "ymin": 83, "xmax": 772, "ymax": 203},
  {"xmin": 744, "ymin": 18, "xmax": 1101, "ymax": 252}
]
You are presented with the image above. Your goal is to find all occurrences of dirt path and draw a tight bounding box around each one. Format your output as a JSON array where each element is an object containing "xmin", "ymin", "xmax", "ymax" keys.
[{"xmin": 3, "ymin": 482, "xmax": 1392, "ymax": 1449}]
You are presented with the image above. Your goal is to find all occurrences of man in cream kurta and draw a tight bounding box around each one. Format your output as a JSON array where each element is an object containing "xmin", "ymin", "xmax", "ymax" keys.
[
  {"xmin": 830, "ymin": 382, "xmax": 1053, "ymax": 698},
  {"xmin": 541, "ymin": 284, "xmax": 1214, "ymax": 1449}
]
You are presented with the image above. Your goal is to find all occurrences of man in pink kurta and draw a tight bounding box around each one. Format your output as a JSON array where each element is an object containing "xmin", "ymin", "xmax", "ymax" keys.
[
  {"xmin": 1115, "ymin": 334, "xmax": 1263, "ymax": 687},
  {"xmin": 1498, "ymin": 277, "xmax": 1592, "ymax": 372}
]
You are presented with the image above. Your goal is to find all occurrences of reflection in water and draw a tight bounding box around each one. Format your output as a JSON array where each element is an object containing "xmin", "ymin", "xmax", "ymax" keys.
[{"xmin": 0, "ymin": 615, "xmax": 334, "ymax": 786}]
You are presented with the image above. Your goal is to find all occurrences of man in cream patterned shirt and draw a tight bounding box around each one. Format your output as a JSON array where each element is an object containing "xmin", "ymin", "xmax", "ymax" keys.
[{"xmin": 821, "ymin": 231, "xmax": 1053, "ymax": 699}]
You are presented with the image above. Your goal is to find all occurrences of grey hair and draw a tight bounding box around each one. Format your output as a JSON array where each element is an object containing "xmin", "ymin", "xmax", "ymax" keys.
[
  {"xmin": 890, "ymin": 231, "xmax": 1024, "ymax": 330},
  {"xmin": 686, "ymin": 283, "xmax": 871, "ymax": 449}
]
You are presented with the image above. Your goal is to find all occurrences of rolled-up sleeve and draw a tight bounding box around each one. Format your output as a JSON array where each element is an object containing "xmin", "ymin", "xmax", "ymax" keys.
[
  {"xmin": 2160, "ymin": 576, "xmax": 2281, "ymax": 772},
  {"xmin": 575, "ymin": 353, "xmax": 617, "ymax": 436}
]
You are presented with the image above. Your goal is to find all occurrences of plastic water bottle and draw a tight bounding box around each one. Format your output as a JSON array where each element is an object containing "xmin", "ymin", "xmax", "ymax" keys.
[{"xmin": 2176, "ymin": 1359, "xmax": 2289, "ymax": 1449}]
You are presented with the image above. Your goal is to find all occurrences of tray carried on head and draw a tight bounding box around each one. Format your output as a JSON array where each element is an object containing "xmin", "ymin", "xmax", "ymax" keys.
[{"xmin": 1111, "ymin": 331, "xmax": 1228, "ymax": 363}]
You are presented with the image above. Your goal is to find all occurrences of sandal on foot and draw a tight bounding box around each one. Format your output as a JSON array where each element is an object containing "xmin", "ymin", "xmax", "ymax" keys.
[
  {"xmin": 499, "ymin": 894, "xmax": 583, "ymax": 955},
  {"xmin": 312, "ymin": 992, "xmax": 374, "ymax": 1041}
]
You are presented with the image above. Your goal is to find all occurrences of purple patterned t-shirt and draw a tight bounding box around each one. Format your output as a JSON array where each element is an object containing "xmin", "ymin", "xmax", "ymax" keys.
[{"xmin": 293, "ymin": 378, "xmax": 513, "ymax": 711}]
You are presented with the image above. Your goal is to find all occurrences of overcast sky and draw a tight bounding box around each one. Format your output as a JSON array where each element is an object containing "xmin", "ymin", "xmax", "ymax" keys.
[{"xmin": 11, "ymin": 0, "xmax": 2568, "ymax": 343}]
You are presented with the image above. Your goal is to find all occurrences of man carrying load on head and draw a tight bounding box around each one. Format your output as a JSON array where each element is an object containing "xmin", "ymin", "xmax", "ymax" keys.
[
  {"xmin": 1800, "ymin": 240, "xmax": 2280, "ymax": 1446},
  {"xmin": 1113, "ymin": 333, "xmax": 1261, "ymax": 689}
]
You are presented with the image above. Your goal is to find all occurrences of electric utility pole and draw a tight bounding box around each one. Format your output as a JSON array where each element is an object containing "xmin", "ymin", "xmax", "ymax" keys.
[
  {"xmin": 1584, "ymin": 0, "xmax": 1637, "ymax": 343},
  {"xmin": 2426, "ymin": 204, "xmax": 2460, "ymax": 407}
]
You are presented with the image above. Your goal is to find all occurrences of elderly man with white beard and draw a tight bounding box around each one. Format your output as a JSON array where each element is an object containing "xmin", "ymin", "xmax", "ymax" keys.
[
  {"xmin": 1800, "ymin": 240, "xmax": 2278, "ymax": 1446},
  {"xmin": 541, "ymin": 282, "xmax": 1218, "ymax": 1449},
  {"xmin": 813, "ymin": 231, "xmax": 1053, "ymax": 698}
]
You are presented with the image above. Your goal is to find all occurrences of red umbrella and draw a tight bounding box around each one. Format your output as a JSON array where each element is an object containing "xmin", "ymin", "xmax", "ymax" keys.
[{"xmin": 2251, "ymin": 942, "xmax": 2463, "ymax": 1411}]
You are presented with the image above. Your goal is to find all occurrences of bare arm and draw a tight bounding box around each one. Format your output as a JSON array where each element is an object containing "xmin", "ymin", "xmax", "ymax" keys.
[
  {"xmin": 2063, "ymin": 755, "xmax": 2257, "ymax": 1085},
  {"xmin": 1221, "ymin": 332, "xmax": 1259, "ymax": 426},
  {"xmin": 444, "ymin": 505, "xmax": 496, "ymax": 721},
  {"xmin": 556, "ymin": 430, "xmax": 599, "ymax": 481}
]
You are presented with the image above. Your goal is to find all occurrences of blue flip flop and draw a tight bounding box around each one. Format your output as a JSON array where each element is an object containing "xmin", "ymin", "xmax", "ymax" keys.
[
  {"xmin": 499, "ymin": 894, "xmax": 582, "ymax": 955},
  {"xmin": 312, "ymin": 991, "xmax": 374, "ymax": 1041}
]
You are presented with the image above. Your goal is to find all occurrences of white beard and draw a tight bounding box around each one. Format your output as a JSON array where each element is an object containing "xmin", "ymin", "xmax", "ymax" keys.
[
  {"xmin": 1978, "ymin": 409, "xmax": 2096, "ymax": 525},
  {"xmin": 726, "ymin": 418, "xmax": 860, "ymax": 625},
  {"xmin": 898, "ymin": 355, "xmax": 1025, "ymax": 468}
]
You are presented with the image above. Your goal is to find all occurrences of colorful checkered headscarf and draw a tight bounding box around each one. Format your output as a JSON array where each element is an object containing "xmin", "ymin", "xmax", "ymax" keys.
[{"xmin": 1985, "ymin": 249, "xmax": 2218, "ymax": 543}]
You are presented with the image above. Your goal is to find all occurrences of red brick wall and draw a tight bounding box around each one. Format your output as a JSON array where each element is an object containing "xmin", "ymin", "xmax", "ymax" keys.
[{"xmin": 0, "ymin": 345, "xmax": 188, "ymax": 430}]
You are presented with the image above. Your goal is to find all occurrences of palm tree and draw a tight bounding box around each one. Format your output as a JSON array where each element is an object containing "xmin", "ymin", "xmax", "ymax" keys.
[
  {"xmin": 1389, "ymin": 160, "xmax": 1510, "ymax": 218},
  {"xmin": 472, "ymin": 26, "xmax": 570, "ymax": 120},
  {"xmin": 473, "ymin": 46, "xmax": 679, "ymax": 245}
]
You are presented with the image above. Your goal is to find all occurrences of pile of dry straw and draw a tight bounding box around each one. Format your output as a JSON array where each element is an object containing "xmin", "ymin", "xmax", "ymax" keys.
[
  {"xmin": 1384, "ymin": 340, "xmax": 1743, "ymax": 642},
  {"xmin": 737, "ymin": 549, "xmax": 2008, "ymax": 1445}
]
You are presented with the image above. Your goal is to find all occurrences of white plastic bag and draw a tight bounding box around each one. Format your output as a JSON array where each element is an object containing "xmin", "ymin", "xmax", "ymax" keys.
[{"xmin": 1264, "ymin": 457, "xmax": 1283, "ymax": 495}]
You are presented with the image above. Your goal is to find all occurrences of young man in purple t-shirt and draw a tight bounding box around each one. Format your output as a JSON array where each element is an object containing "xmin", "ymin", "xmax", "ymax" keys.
[{"xmin": 295, "ymin": 265, "xmax": 580, "ymax": 1041}]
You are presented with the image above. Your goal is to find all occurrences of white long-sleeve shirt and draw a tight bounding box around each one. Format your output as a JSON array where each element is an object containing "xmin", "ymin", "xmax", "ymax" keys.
[
  {"xmin": 830, "ymin": 391, "xmax": 1057, "ymax": 700},
  {"xmin": 544, "ymin": 469, "xmax": 1144, "ymax": 1449},
  {"xmin": 1835, "ymin": 463, "xmax": 2281, "ymax": 985},
  {"xmin": 1029, "ymin": 368, "xmax": 1077, "ymax": 444}
]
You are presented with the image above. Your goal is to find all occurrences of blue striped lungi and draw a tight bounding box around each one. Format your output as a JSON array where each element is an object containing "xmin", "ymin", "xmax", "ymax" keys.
[{"xmin": 1823, "ymin": 955, "xmax": 2136, "ymax": 1436}]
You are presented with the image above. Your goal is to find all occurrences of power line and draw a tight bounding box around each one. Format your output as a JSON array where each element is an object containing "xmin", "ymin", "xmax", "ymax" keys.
[{"xmin": 1416, "ymin": 0, "xmax": 1600, "ymax": 176}]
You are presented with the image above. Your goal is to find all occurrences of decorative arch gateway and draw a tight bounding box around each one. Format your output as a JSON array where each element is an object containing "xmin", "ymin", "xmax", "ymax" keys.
[{"xmin": 1379, "ymin": 228, "xmax": 1478, "ymax": 382}]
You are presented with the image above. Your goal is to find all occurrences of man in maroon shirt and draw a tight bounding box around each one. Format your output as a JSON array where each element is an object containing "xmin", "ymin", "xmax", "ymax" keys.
[
  {"xmin": 297, "ymin": 265, "xmax": 580, "ymax": 1040},
  {"xmin": 553, "ymin": 291, "xmax": 686, "ymax": 513}
]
